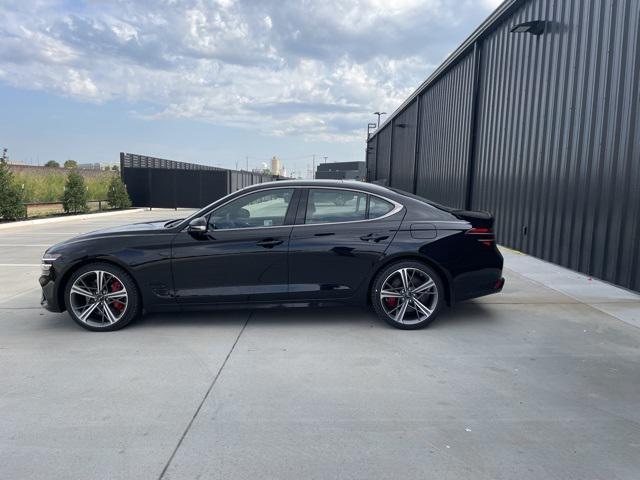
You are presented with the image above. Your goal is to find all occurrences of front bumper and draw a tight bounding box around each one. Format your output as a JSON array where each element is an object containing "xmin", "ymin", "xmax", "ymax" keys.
[{"xmin": 39, "ymin": 273, "xmax": 64, "ymax": 312}]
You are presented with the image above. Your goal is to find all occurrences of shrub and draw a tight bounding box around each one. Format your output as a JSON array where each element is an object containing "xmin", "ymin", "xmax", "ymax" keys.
[
  {"xmin": 106, "ymin": 175, "xmax": 132, "ymax": 209},
  {"xmin": 44, "ymin": 160, "xmax": 60, "ymax": 168},
  {"xmin": 62, "ymin": 170, "xmax": 88, "ymax": 213},
  {"xmin": 64, "ymin": 159, "xmax": 78, "ymax": 169},
  {"xmin": 0, "ymin": 160, "xmax": 26, "ymax": 220}
]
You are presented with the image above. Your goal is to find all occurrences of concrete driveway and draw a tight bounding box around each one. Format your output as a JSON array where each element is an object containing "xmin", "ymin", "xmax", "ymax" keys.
[{"xmin": 1, "ymin": 209, "xmax": 639, "ymax": 480}]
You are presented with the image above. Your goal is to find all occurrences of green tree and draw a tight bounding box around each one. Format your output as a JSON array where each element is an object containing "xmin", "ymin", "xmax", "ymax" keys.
[
  {"xmin": 106, "ymin": 175, "xmax": 132, "ymax": 209},
  {"xmin": 111, "ymin": 165, "xmax": 119, "ymax": 171},
  {"xmin": 44, "ymin": 160, "xmax": 60, "ymax": 168},
  {"xmin": 0, "ymin": 160, "xmax": 26, "ymax": 220},
  {"xmin": 62, "ymin": 170, "xmax": 88, "ymax": 213},
  {"xmin": 64, "ymin": 159, "xmax": 78, "ymax": 169}
]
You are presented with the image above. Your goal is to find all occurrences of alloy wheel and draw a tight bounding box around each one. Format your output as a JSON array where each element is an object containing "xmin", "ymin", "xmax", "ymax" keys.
[
  {"xmin": 69, "ymin": 270, "xmax": 129, "ymax": 328},
  {"xmin": 380, "ymin": 267, "xmax": 438, "ymax": 325}
]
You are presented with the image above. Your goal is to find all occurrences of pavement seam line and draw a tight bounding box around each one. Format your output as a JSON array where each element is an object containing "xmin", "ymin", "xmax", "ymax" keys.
[
  {"xmin": 505, "ymin": 268, "xmax": 640, "ymax": 329},
  {"xmin": 158, "ymin": 311, "xmax": 252, "ymax": 480}
]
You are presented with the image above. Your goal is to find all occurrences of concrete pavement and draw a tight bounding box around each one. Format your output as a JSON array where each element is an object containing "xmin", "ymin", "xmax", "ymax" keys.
[{"xmin": 1, "ymin": 209, "xmax": 639, "ymax": 479}]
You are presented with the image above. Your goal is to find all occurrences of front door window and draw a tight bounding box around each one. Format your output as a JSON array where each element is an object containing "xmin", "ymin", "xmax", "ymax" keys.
[{"xmin": 209, "ymin": 189, "xmax": 294, "ymax": 229}]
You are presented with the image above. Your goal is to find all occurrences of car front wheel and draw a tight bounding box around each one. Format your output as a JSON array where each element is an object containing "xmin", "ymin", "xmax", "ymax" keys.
[
  {"xmin": 371, "ymin": 261, "xmax": 444, "ymax": 329},
  {"xmin": 64, "ymin": 262, "xmax": 141, "ymax": 331}
]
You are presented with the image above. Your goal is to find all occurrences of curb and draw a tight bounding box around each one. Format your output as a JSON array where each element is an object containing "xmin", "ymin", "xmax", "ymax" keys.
[{"xmin": 0, "ymin": 209, "xmax": 145, "ymax": 230}]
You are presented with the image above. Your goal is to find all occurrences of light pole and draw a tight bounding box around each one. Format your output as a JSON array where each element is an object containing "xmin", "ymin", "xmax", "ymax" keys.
[
  {"xmin": 367, "ymin": 122, "xmax": 377, "ymax": 139},
  {"xmin": 373, "ymin": 111, "xmax": 387, "ymax": 128}
]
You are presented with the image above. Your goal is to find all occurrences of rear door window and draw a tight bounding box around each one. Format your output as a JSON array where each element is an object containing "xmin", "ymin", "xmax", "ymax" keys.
[
  {"xmin": 368, "ymin": 196, "xmax": 394, "ymax": 219},
  {"xmin": 305, "ymin": 189, "xmax": 367, "ymax": 224}
]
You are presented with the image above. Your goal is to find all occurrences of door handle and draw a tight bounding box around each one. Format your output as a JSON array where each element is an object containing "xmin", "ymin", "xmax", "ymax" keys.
[
  {"xmin": 360, "ymin": 233, "xmax": 389, "ymax": 242},
  {"xmin": 256, "ymin": 238, "xmax": 284, "ymax": 248}
]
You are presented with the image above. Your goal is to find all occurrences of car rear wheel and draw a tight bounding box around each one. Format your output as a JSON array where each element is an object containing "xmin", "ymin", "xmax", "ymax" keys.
[
  {"xmin": 64, "ymin": 262, "xmax": 140, "ymax": 331},
  {"xmin": 371, "ymin": 261, "xmax": 444, "ymax": 329}
]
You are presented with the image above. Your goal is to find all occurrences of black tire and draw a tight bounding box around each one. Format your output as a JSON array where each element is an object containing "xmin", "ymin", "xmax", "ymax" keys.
[
  {"xmin": 64, "ymin": 262, "xmax": 141, "ymax": 331},
  {"xmin": 370, "ymin": 260, "xmax": 444, "ymax": 330}
]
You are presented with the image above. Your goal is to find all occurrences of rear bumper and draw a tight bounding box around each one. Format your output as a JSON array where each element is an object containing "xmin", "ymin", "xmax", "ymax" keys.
[{"xmin": 453, "ymin": 269, "xmax": 505, "ymax": 303}]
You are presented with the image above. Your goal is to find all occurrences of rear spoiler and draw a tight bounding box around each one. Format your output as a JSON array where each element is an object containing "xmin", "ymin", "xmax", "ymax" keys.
[
  {"xmin": 425, "ymin": 201, "xmax": 494, "ymax": 229},
  {"xmin": 449, "ymin": 209, "xmax": 493, "ymax": 229}
]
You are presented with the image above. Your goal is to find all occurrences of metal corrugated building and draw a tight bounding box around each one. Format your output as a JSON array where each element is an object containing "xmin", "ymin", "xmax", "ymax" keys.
[{"xmin": 366, "ymin": 0, "xmax": 640, "ymax": 292}]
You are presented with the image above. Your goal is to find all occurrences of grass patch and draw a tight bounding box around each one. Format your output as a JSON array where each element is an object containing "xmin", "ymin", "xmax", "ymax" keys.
[{"xmin": 13, "ymin": 170, "xmax": 116, "ymax": 202}]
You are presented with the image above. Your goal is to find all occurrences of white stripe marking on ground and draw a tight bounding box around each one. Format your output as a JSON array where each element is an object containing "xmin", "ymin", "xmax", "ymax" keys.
[
  {"xmin": 0, "ymin": 264, "xmax": 41, "ymax": 266},
  {"xmin": 0, "ymin": 244, "xmax": 50, "ymax": 247},
  {"xmin": 0, "ymin": 232, "xmax": 81, "ymax": 236}
]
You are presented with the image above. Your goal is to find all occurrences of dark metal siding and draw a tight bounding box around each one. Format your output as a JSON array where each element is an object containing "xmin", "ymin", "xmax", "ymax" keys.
[
  {"xmin": 365, "ymin": 0, "xmax": 640, "ymax": 291},
  {"xmin": 375, "ymin": 125, "xmax": 392, "ymax": 185},
  {"xmin": 389, "ymin": 101, "xmax": 418, "ymax": 191},
  {"xmin": 121, "ymin": 167, "xmax": 149, "ymax": 206},
  {"xmin": 123, "ymin": 167, "xmax": 228, "ymax": 208},
  {"xmin": 415, "ymin": 53, "xmax": 475, "ymax": 208},
  {"xmin": 121, "ymin": 153, "xmax": 284, "ymax": 209},
  {"xmin": 473, "ymin": 0, "xmax": 640, "ymax": 291}
]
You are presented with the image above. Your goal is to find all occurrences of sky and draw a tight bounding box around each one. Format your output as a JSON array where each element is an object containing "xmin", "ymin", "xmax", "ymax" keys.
[{"xmin": 0, "ymin": 0, "xmax": 502, "ymax": 177}]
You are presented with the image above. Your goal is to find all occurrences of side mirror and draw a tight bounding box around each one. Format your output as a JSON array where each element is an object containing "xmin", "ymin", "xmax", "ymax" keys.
[{"xmin": 188, "ymin": 216, "xmax": 208, "ymax": 233}]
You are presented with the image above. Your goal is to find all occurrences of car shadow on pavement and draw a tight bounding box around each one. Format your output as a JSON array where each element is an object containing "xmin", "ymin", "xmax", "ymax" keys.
[
  {"xmin": 129, "ymin": 301, "xmax": 498, "ymax": 331},
  {"xmin": 430, "ymin": 300, "xmax": 499, "ymax": 329},
  {"xmin": 134, "ymin": 305, "xmax": 377, "ymax": 330},
  {"xmin": 29, "ymin": 300, "xmax": 497, "ymax": 332}
]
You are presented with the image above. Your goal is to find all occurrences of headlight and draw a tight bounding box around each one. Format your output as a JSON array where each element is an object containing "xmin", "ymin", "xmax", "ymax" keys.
[{"xmin": 41, "ymin": 253, "xmax": 61, "ymax": 274}]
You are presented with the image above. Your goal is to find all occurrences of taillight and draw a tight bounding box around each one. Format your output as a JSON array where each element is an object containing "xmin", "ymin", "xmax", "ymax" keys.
[{"xmin": 465, "ymin": 227, "xmax": 495, "ymax": 246}]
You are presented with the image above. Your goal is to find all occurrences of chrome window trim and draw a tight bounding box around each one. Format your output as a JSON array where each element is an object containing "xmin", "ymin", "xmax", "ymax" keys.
[{"xmin": 181, "ymin": 185, "xmax": 404, "ymax": 233}]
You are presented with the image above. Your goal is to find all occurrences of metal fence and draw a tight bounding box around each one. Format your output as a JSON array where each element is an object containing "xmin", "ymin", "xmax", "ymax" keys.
[
  {"xmin": 120, "ymin": 153, "xmax": 283, "ymax": 209},
  {"xmin": 366, "ymin": 0, "xmax": 640, "ymax": 292}
]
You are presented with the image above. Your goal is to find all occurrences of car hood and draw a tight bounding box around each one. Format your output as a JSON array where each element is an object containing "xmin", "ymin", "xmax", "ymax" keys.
[
  {"xmin": 46, "ymin": 220, "xmax": 178, "ymax": 253},
  {"xmin": 77, "ymin": 220, "xmax": 174, "ymax": 237}
]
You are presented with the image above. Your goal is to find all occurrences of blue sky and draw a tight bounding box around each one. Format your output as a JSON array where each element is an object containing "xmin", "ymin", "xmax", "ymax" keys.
[{"xmin": 0, "ymin": 0, "xmax": 500, "ymax": 176}]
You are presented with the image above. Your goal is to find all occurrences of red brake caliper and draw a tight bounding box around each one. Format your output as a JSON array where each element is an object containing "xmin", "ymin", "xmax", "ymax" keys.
[
  {"xmin": 111, "ymin": 280, "xmax": 124, "ymax": 311},
  {"xmin": 385, "ymin": 297, "xmax": 397, "ymax": 308}
]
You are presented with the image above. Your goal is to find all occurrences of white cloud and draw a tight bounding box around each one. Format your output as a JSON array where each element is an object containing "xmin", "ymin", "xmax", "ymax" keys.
[
  {"xmin": 481, "ymin": 0, "xmax": 505, "ymax": 9},
  {"xmin": 0, "ymin": 0, "xmax": 496, "ymax": 142}
]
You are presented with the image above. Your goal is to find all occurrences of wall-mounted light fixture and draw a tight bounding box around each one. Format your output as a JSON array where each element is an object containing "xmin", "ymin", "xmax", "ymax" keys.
[{"xmin": 510, "ymin": 20, "xmax": 546, "ymax": 35}]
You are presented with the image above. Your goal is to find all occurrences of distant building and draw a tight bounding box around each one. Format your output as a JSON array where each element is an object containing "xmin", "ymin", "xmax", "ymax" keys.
[
  {"xmin": 78, "ymin": 162, "xmax": 115, "ymax": 170},
  {"xmin": 316, "ymin": 161, "xmax": 366, "ymax": 181},
  {"xmin": 270, "ymin": 156, "xmax": 282, "ymax": 176}
]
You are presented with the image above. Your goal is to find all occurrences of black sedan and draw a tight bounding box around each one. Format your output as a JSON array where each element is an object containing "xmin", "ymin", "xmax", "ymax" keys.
[{"xmin": 40, "ymin": 180, "xmax": 504, "ymax": 331}]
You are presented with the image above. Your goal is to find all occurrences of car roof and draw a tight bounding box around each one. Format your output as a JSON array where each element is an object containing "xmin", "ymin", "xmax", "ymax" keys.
[{"xmin": 243, "ymin": 179, "xmax": 395, "ymax": 196}]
